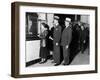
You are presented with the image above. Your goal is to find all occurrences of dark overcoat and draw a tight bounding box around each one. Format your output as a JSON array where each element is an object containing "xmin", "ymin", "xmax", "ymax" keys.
[
  {"xmin": 53, "ymin": 25, "xmax": 62, "ymax": 64},
  {"xmin": 61, "ymin": 27, "xmax": 72, "ymax": 47},
  {"xmin": 61, "ymin": 26, "xmax": 72, "ymax": 64}
]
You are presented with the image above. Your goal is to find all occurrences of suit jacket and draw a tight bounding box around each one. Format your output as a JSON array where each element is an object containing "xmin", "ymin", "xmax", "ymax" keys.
[
  {"xmin": 79, "ymin": 28, "xmax": 87, "ymax": 42},
  {"xmin": 61, "ymin": 26, "xmax": 72, "ymax": 46},
  {"xmin": 53, "ymin": 25, "xmax": 62, "ymax": 45}
]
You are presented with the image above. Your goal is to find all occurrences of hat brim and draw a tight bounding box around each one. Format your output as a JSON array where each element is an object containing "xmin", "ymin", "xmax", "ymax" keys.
[
  {"xmin": 65, "ymin": 20, "xmax": 71, "ymax": 22},
  {"xmin": 54, "ymin": 18, "xmax": 59, "ymax": 20}
]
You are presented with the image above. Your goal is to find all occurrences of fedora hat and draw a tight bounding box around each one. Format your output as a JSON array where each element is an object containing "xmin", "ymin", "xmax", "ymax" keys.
[
  {"xmin": 65, "ymin": 17, "xmax": 71, "ymax": 22},
  {"xmin": 54, "ymin": 16, "xmax": 59, "ymax": 20}
]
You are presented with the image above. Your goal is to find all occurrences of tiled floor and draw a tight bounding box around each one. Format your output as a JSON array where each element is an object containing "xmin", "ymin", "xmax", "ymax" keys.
[{"xmin": 28, "ymin": 48, "xmax": 89, "ymax": 67}]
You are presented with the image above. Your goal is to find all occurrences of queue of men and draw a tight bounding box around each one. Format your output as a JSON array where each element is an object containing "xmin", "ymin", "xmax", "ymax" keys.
[
  {"xmin": 41, "ymin": 15, "xmax": 89, "ymax": 66},
  {"xmin": 48, "ymin": 16, "xmax": 72, "ymax": 66}
]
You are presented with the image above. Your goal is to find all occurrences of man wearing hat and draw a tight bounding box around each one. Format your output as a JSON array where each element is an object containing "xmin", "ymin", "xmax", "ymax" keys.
[
  {"xmin": 78, "ymin": 22, "xmax": 87, "ymax": 54},
  {"xmin": 61, "ymin": 17, "xmax": 72, "ymax": 65},
  {"xmin": 52, "ymin": 16, "xmax": 62, "ymax": 66}
]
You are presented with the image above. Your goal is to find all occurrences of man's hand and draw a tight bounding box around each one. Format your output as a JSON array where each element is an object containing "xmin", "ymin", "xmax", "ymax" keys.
[
  {"xmin": 49, "ymin": 36, "xmax": 53, "ymax": 40},
  {"xmin": 37, "ymin": 34, "xmax": 40, "ymax": 37},
  {"xmin": 56, "ymin": 43, "xmax": 59, "ymax": 46},
  {"xmin": 65, "ymin": 45, "xmax": 68, "ymax": 49},
  {"xmin": 83, "ymin": 40, "xmax": 86, "ymax": 43}
]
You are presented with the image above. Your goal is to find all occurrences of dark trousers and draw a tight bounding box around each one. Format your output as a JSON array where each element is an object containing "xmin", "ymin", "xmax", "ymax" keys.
[
  {"xmin": 79, "ymin": 41, "xmax": 85, "ymax": 53},
  {"xmin": 53, "ymin": 45, "xmax": 60, "ymax": 64},
  {"xmin": 62, "ymin": 46, "xmax": 69, "ymax": 64}
]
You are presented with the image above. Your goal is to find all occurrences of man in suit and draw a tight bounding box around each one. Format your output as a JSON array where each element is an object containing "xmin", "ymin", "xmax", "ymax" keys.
[
  {"xmin": 52, "ymin": 16, "xmax": 62, "ymax": 66},
  {"xmin": 78, "ymin": 23, "xmax": 87, "ymax": 53},
  {"xmin": 61, "ymin": 18, "xmax": 72, "ymax": 65}
]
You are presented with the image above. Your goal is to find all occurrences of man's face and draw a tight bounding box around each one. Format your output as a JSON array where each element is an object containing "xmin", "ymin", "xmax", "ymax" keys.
[
  {"xmin": 53, "ymin": 19, "xmax": 58, "ymax": 26},
  {"xmin": 65, "ymin": 21, "xmax": 69, "ymax": 28},
  {"xmin": 78, "ymin": 21, "xmax": 81, "ymax": 26},
  {"xmin": 81, "ymin": 26, "xmax": 84, "ymax": 30}
]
